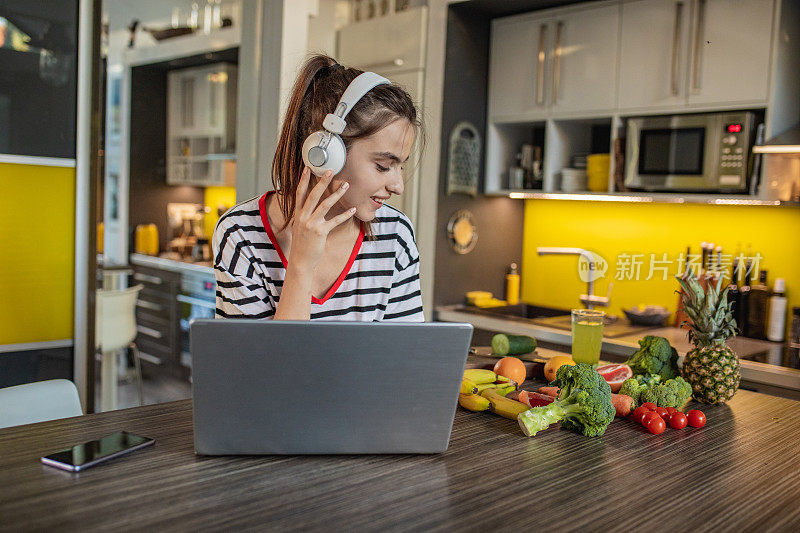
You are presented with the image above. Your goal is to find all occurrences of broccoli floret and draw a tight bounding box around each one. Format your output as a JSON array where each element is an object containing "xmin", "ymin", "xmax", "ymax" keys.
[
  {"xmin": 639, "ymin": 377, "xmax": 693, "ymax": 408},
  {"xmin": 618, "ymin": 378, "xmax": 647, "ymax": 406},
  {"xmin": 635, "ymin": 373, "xmax": 662, "ymax": 387},
  {"xmin": 518, "ymin": 363, "xmax": 615, "ymax": 438},
  {"xmin": 625, "ymin": 336, "xmax": 679, "ymax": 381}
]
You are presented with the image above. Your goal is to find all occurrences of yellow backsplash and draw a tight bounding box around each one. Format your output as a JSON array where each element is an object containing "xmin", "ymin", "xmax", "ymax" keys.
[
  {"xmin": 521, "ymin": 200, "xmax": 800, "ymax": 325},
  {"xmin": 0, "ymin": 163, "xmax": 75, "ymax": 344},
  {"xmin": 203, "ymin": 186, "xmax": 237, "ymax": 239}
]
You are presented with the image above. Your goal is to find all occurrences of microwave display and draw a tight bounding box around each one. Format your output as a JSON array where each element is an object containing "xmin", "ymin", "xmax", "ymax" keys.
[{"xmin": 638, "ymin": 128, "xmax": 705, "ymax": 175}]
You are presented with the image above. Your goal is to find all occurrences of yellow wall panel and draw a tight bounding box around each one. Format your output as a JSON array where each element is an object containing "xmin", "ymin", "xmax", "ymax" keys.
[
  {"xmin": 203, "ymin": 186, "xmax": 237, "ymax": 239},
  {"xmin": 0, "ymin": 163, "xmax": 75, "ymax": 344},
  {"xmin": 521, "ymin": 200, "xmax": 800, "ymax": 330}
]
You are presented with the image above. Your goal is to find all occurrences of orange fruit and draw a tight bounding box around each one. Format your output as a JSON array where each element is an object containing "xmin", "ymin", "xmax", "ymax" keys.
[
  {"xmin": 543, "ymin": 355, "xmax": 576, "ymax": 382},
  {"xmin": 493, "ymin": 357, "xmax": 527, "ymax": 386}
]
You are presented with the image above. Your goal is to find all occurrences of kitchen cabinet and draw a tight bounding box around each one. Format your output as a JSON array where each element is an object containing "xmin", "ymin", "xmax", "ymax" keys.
[
  {"xmin": 489, "ymin": 16, "xmax": 547, "ymax": 120},
  {"xmin": 489, "ymin": 2, "xmax": 620, "ymax": 121},
  {"xmin": 167, "ymin": 63, "xmax": 237, "ymax": 187},
  {"xmin": 545, "ymin": 3, "xmax": 620, "ymax": 116},
  {"xmin": 618, "ymin": 0, "xmax": 692, "ymax": 110},
  {"xmin": 619, "ymin": 0, "xmax": 774, "ymax": 112},
  {"xmin": 686, "ymin": 0, "xmax": 774, "ymax": 106},
  {"xmin": 132, "ymin": 266, "xmax": 182, "ymax": 377}
]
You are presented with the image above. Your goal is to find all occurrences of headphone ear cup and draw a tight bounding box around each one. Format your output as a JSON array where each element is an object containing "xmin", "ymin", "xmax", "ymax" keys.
[
  {"xmin": 302, "ymin": 131, "xmax": 347, "ymax": 177},
  {"xmin": 324, "ymin": 134, "xmax": 346, "ymax": 176}
]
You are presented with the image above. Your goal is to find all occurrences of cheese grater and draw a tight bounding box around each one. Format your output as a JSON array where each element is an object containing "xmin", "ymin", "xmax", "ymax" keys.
[{"xmin": 446, "ymin": 121, "xmax": 481, "ymax": 196}]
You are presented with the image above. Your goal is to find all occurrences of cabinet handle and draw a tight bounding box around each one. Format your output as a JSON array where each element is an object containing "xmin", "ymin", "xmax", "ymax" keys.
[
  {"xmin": 181, "ymin": 77, "xmax": 194, "ymax": 128},
  {"xmin": 209, "ymin": 77, "xmax": 218, "ymax": 127},
  {"xmin": 136, "ymin": 300, "xmax": 163, "ymax": 312},
  {"xmin": 360, "ymin": 58, "xmax": 405, "ymax": 70},
  {"xmin": 134, "ymin": 272, "xmax": 163, "ymax": 285},
  {"xmin": 177, "ymin": 294, "xmax": 217, "ymax": 310},
  {"xmin": 691, "ymin": 0, "xmax": 706, "ymax": 94},
  {"xmin": 137, "ymin": 325, "xmax": 163, "ymax": 339},
  {"xmin": 536, "ymin": 24, "xmax": 547, "ymax": 106},
  {"xmin": 552, "ymin": 21, "xmax": 564, "ymax": 105},
  {"xmin": 670, "ymin": 2, "xmax": 684, "ymax": 97}
]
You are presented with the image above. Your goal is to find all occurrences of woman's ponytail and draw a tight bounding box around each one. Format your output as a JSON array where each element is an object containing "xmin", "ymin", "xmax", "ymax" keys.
[{"xmin": 271, "ymin": 55, "xmax": 339, "ymax": 226}]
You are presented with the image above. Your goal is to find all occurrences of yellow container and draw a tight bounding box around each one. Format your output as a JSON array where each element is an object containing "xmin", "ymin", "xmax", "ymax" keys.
[
  {"xmin": 135, "ymin": 224, "xmax": 159, "ymax": 255},
  {"xmin": 97, "ymin": 221, "xmax": 104, "ymax": 254},
  {"xmin": 586, "ymin": 154, "xmax": 610, "ymax": 192}
]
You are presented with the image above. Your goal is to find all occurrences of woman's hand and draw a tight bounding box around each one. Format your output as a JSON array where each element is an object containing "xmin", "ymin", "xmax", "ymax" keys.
[{"xmin": 288, "ymin": 166, "xmax": 356, "ymax": 271}]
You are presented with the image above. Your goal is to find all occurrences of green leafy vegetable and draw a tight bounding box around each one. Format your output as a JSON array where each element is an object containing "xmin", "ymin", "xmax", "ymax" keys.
[
  {"xmin": 625, "ymin": 336, "xmax": 679, "ymax": 381},
  {"xmin": 518, "ymin": 363, "xmax": 615, "ymax": 438},
  {"xmin": 639, "ymin": 377, "xmax": 693, "ymax": 409}
]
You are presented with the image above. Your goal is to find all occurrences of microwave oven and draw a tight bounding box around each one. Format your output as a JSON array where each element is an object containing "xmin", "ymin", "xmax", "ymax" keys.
[{"xmin": 625, "ymin": 112, "xmax": 757, "ymax": 192}]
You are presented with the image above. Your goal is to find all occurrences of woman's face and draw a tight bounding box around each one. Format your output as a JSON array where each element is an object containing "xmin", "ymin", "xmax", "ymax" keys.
[{"xmin": 326, "ymin": 118, "xmax": 415, "ymax": 222}]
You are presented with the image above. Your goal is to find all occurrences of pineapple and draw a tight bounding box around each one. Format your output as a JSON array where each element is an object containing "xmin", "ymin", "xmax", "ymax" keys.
[{"xmin": 677, "ymin": 272, "xmax": 741, "ymax": 404}]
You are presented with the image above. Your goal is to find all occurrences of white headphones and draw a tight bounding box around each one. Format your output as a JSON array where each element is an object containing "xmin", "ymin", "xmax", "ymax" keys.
[{"xmin": 301, "ymin": 71, "xmax": 391, "ymax": 177}]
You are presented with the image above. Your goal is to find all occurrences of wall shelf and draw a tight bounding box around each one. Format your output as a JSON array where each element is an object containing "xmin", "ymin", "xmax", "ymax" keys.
[{"xmin": 485, "ymin": 189, "xmax": 798, "ymax": 206}]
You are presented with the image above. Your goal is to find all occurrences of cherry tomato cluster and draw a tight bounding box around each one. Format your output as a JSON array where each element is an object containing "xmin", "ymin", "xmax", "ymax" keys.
[{"xmin": 630, "ymin": 402, "xmax": 706, "ymax": 435}]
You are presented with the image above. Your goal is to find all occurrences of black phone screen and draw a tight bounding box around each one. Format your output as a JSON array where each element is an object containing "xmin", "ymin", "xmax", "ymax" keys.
[{"xmin": 41, "ymin": 431, "xmax": 154, "ymax": 472}]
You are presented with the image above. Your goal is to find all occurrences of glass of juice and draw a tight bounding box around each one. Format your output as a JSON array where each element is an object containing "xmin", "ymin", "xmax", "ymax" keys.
[{"xmin": 571, "ymin": 309, "xmax": 605, "ymax": 366}]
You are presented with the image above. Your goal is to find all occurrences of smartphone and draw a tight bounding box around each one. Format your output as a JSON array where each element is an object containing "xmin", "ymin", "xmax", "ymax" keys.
[{"xmin": 41, "ymin": 431, "xmax": 154, "ymax": 472}]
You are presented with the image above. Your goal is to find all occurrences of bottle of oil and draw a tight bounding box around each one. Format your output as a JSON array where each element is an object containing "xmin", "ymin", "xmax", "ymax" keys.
[
  {"xmin": 746, "ymin": 269, "xmax": 769, "ymax": 339},
  {"xmin": 727, "ymin": 257, "xmax": 741, "ymax": 328},
  {"xmin": 766, "ymin": 278, "xmax": 787, "ymax": 342},
  {"xmin": 505, "ymin": 263, "xmax": 520, "ymax": 306},
  {"xmin": 737, "ymin": 258, "xmax": 752, "ymax": 335}
]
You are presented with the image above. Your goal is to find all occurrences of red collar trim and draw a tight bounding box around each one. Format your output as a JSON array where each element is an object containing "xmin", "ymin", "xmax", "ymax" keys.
[{"xmin": 259, "ymin": 191, "xmax": 364, "ymax": 305}]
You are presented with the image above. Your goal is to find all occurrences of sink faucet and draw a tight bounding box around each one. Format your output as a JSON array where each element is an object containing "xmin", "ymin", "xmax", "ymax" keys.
[{"xmin": 536, "ymin": 247, "xmax": 612, "ymax": 309}]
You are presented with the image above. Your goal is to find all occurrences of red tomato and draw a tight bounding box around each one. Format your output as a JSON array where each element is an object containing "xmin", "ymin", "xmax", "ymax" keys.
[
  {"xmin": 665, "ymin": 407, "xmax": 677, "ymax": 416},
  {"xmin": 655, "ymin": 407, "xmax": 669, "ymax": 419},
  {"xmin": 687, "ymin": 410, "xmax": 706, "ymax": 428},
  {"xmin": 669, "ymin": 412, "xmax": 688, "ymax": 429},
  {"xmin": 632, "ymin": 406, "xmax": 650, "ymax": 424},
  {"xmin": 642, "ymin": 402, "xmax": 657, "ymax": 411},
  {"xmin": 646, "ymin": 416, "xmax": 666, "ymax": 435},
  {"xmin": 641, "ymin": 411, "xmax": 661, "ymax": 427}
]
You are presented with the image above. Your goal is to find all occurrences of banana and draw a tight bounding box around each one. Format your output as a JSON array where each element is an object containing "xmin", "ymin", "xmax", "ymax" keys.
[
  {"xmin": 474, "ymin": 382, "xmax": 501, "ymax": 393},
  {"xmin": 495, "ymin": 383, "xmax": 517, "ymax": 397},
  {"xmin": 480, "ymin": 388, "xmax": 530, "ymax": 420},
  {"xmin": 463, "ymin": 369, "xmax": 497, "ymax": 384},
  {"xmin": 460, "ymin": 379, "xmax": 478, "ymax": 395},
  {"xmin": 458, "ymin": 393, "xmax": 491, "ymax": 412}
]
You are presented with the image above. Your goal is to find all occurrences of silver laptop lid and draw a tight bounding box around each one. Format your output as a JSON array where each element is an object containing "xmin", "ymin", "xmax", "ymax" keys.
[{"xmin": 190, "ymin": 320, "xmax": 473, "ymax": 455}]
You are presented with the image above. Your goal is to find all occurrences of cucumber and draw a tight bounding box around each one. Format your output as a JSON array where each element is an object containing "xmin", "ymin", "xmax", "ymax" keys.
[{"xmin": 491, "ymin": 334, "xmax": 537, "ymax": 355}]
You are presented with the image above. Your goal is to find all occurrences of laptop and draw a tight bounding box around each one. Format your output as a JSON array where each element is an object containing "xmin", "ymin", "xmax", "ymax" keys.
[{"xmin": 190, "ymin": 320, "xmax": 474, "ymax": 455}]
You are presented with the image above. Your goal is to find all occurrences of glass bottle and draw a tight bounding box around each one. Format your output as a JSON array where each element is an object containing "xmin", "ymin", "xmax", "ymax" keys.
[{"xmin": 746, "ymin": 269, "xmax": 769, "ymax": 339}]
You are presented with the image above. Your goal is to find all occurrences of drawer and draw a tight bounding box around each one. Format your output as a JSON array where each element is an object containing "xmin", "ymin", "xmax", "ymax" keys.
[
  {"xmin": 133, "ymin": 266, "xmax": 181, "ymax": 290},
  {"xmin": 135, "ymin": 338, "xmax": 172, "ymax": 366},
  {"xmin": 135, "ymin": 321, "xmax": 172, "ymax": 346},
  {"xmin": 136, "ymin": 311, "xmax": 173, "ymax": 335}
]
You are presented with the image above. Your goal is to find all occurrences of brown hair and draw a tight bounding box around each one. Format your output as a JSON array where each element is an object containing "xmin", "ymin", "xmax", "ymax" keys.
[{"xmin": 271, "ymin": 54, "xmax": 423, "ymax": 236}]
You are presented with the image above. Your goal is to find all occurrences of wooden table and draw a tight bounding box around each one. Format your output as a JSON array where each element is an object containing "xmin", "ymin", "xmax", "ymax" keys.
[{"xmin": 2, "ymin": 389, "xmax": 800, "ymax": 531}]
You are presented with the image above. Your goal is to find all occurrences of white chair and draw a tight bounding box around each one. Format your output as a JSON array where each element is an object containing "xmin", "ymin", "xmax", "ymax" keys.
[
  {"xmin": 96, "ymin": 284, "xmax": 144, "ymax": 411},
  {"xmin": 0, "ymin": 379, "xmax": 83, "ymax": 429}
]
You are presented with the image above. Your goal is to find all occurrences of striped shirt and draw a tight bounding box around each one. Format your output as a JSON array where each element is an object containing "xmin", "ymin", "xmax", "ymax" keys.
[{"xmin": 212, "ymin": 192, "xmax": 425, "ymax": 321}]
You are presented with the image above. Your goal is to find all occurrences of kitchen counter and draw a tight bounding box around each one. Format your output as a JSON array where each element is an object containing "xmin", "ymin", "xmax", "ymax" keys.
[
  {"xmin": 437, "ymin": 304, "xmax": 800, "ymax": 395},
  {"xmin": 130, "ymin": 253, "xmax": 213, "ymax": 277},
  {"xmin": 2, "ymin": 389, "xmax": 799, "ymax": 530}
]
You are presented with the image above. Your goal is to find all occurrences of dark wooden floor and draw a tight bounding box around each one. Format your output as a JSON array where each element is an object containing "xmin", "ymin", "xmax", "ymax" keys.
[{"xmin": 93, "ymin": 360, "xmax": 191, "ymax": 411}]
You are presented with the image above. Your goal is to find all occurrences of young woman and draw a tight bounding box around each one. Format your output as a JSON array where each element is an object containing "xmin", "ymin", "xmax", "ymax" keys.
[{"xmin": 212, "ymin": 54, "xmax": 424, "ymax": 321}]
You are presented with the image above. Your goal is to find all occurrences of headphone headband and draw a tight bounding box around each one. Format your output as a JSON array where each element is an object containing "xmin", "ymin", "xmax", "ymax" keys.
[{"xmin": 321, "ymin": 72, "xmax": 391, "ymax": 135}]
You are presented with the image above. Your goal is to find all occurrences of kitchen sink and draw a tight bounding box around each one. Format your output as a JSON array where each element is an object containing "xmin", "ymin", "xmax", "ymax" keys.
[
  {"xmin": 456, "ymin": 303, "xmax": 659, "ymax": 338},
  {"xmin": 456, "ymin": 303, "xmax": 571, "ymax": 320}
]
